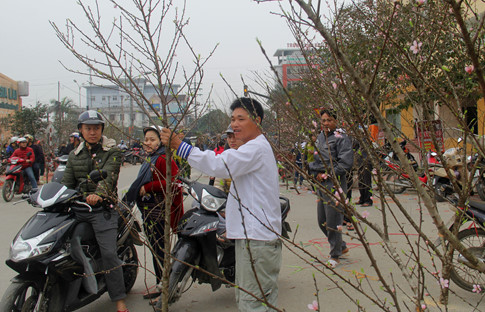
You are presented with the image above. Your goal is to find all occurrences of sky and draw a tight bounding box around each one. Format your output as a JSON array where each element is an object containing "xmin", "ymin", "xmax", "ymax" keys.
[{"xmin": 1, "ymin": 0, "xmax": 296, "ymax": 111}]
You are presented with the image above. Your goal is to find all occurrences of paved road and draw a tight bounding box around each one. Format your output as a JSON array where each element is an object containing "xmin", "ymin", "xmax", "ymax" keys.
[{"xmin": 0, "ymin": 165, "xmax": 482, "ymax": 311}]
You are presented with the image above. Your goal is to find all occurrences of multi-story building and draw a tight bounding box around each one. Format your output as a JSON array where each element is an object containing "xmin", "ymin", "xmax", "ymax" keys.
[
  {"xmin": 84, "ymin": 78, "xmax": 183, "ymax": 129},
  {"xmin": 0, "ymin": 73, "xmax": 28, "ymax": 142},
  {"xmin": 273, "ymin": 47, "xmax": 308, "ymax": 88}
]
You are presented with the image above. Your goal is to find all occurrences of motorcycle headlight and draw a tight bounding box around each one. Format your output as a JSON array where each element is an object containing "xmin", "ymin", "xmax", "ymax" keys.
[
  {"xmin": 10, "ymin": 229, "xmax": 55, "ymax": 261},
  {"xmin": 200, "ymin": 189, "xmax": 225, "ymax": 212}
]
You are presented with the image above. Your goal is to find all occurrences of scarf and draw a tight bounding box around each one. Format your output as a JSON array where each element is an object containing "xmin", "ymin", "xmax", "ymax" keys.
[{"xmin": 123, "ymin": 146, "xmax": 165, "ymax": 206}]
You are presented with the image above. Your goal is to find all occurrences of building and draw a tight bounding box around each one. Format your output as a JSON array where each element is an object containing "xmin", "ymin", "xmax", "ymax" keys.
[
  {"xmin": 0, "ymin": 73, "xmax": 28, "ymax": 142},
  {"xmin": 84, "ymin": 78, "xmax": 182, "ymax": 129},
  {"xmin": 273, "ymin": 47, "xmax": 308, "ymax": 88}
]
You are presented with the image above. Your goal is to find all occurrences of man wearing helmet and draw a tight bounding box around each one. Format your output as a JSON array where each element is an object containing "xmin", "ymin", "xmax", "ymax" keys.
[
  {"xmin": 5, "ymin": 136, "xmax": 18, "ymax": 158},
  {"xmin": 61, "ymin": 110, "xmax": 129, "ymax": 312},
  {"xmin": 10, "ymin": 137, "xmax": 38, "ymax": 191},
  {"xmin": 59, "ymin": 132, "xmax": 81, "ymax": 156},
  {"xmin": 25, "ymin": 134, "xmax": 45, "ymax": 183}
]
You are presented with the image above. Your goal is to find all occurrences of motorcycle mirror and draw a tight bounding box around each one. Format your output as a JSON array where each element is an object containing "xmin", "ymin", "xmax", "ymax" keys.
[{"xmin": 88, "ymin": 170, "xmax": 108, "ymax": 183}]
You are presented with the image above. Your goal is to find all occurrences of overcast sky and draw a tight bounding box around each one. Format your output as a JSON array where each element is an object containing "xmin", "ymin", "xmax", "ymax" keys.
[{"xmin": 2, "ymin": 0, "xmax": 296, "ymax": 110}]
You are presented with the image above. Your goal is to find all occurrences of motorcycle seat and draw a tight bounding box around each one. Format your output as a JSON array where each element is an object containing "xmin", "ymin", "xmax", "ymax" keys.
[{"xmin": 468, "ymin": 200, "xmax": 485, "ymax": 213}]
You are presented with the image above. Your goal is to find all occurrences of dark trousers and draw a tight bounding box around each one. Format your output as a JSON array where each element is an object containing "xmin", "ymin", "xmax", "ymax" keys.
[
  {"xmin": 317, "ymin": 180, "xmax": 347, "ymax": 259},
  {"xmin": 32, "ymin": 163, "xmax": 40, "ymax": 182},
  {"xmin": 358, "ymin": 161, "xmax": 372, "ymax": 204},
  {"xmin": 76, "ymin": 210, "xmax": 126, "ymax": 302},
  {"xmin": 143, "ymin": 219, "xmax": 166, "ymax": 284}
]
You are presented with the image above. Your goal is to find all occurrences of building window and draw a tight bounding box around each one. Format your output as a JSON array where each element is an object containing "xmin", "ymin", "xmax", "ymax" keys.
[
  {"xmin": 102, "ymin": 96, "xmax": 106, "ymax": 101},
  {"xmin": 113, "ymin": 96, "xmax": 117, "ymax": 101}
]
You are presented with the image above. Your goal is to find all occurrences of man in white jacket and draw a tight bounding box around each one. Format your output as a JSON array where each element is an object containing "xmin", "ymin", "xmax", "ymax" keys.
[{"xmin": 161, "ymin": 97, "xmax": 281, "ymax": 311}]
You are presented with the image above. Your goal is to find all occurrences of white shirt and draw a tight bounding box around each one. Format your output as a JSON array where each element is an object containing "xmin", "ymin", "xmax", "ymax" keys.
[{"xmin": 179, "ymin": 134, "xmax": 281, "ymax": 241}]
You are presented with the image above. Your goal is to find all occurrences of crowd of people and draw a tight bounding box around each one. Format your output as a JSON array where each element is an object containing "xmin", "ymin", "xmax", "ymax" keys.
[{"xmin": 1, "ymin": 97, "xmax": 374, "ymax": 312}]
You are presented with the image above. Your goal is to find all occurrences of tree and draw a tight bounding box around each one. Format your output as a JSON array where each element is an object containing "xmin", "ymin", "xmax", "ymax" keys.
[
  {"xmin": 193, "ymin": 109, "xmax": 230, "ymax": 135},
  {"xmin": 49, "ymin": 97, "xmax": 79, "ymax": 145},
  {"xmin": 6, "ymin": 102, "xmax": 48, "ymax": 138}
]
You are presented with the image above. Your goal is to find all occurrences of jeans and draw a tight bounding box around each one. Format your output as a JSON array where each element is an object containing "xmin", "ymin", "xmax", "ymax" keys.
[{"xmin": 24, "ymin": 166, "xmax": 38, "ymax": 189}]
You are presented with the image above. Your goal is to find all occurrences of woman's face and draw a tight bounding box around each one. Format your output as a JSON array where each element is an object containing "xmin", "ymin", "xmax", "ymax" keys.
[{"xmin": 143, "ymin": 130, "xmax": 161, "ymax": 154}]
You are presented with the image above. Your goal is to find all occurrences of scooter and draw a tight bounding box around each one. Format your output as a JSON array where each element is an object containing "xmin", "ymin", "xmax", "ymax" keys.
[
  {"xmin": 0, "ymin": 170, "xmax": 142, "ymax": 311},
  {"xmin": 2, "ymin": 153, "xmax": 33, "ymax": 202},
  {"xmin": 156, "ymin": 177, "xmax": 291, "ymax": 308}
]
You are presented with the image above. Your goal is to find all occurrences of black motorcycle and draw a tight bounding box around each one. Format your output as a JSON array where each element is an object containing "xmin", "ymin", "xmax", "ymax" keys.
[
  {"xmin": 156, "ymin": 178, "xmax": 291, "ymax": 309},
  {"xmin": 0, "ymin": 170, "xmax": 142, "ymax": 312}
]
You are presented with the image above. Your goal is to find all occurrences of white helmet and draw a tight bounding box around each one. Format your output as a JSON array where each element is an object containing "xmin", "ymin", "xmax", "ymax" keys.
[
  {"xmin": 17, "ymin": 137, "xmax": 27, "ymax": 143},
  {"xmin": 10, "ymin": 136, "xmax": 19, "ymax": 144}
]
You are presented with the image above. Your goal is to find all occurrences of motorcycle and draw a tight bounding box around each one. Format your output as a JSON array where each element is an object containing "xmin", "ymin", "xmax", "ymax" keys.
[
  {"xmin": 156, "ymin": 177, "xmax": 291, "ymax": 308},
  {"xmin": 51, "ymin": 155, "xmax": 69, "ymax": 183},
  {"xmin": 2, "ymin": 153, "xmax": 33, "ymax": 202},
  {"xmin": 436, "ymin": 199, "xmax": 485, "ymax": 292},
  {"xmin": 0, "ymin": 170, "xmax": 142, "ymax": 311}
]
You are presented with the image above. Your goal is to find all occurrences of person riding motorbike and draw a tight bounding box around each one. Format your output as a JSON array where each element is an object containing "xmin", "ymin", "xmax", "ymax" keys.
[
  {"xmin": 25, "ymin": 134, "xmax": 45, "ymax": 183},
  {"xmin": 59, "ymin": 132, "xmax": 81, "ymax": 156},
  {"xmin": 61, "ymin": 110, "xmax": 129, "ymax": 312},
  {"xmin": 5, "ymin": 136, "xmax": 18, "ymax": 158},
  {"xmin": 10, "ymin": 137, "xmax": 38, "ymax": 191},
  {"xmin": 117, "ymin": 140, "xmax": 128, "ymax": 150}
]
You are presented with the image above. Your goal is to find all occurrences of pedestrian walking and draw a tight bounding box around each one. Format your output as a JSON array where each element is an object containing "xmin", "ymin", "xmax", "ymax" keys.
[{"xmin": 310, "ymin": 109, "xmax": 354, "ymax": 268}]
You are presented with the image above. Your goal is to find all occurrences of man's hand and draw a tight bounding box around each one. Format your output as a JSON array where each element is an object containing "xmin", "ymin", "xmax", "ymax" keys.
[
  {"xmin": 160, "ymin": 128, "xmax": 182, "ymax": 150},
  {"xmin": 316, "ymin": 173, "xmax": 328, "ymax": 181},
  {"xmin": 86, "ymin": 194, "xmax": 103, "ymax": 206},
  {"xmin": 139, "ymin": 185, "xmax": 146, "ymax": 196}
]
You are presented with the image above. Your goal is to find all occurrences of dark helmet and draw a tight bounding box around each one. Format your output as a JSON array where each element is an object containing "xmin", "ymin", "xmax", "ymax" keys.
[{"xmin": 77, "ymin": 110, "xmax": 105, "ymax": 131}]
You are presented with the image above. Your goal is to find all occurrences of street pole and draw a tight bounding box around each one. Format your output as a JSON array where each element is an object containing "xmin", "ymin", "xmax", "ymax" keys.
[{"xmin": 73, "ymin": 80, "xmax": 82, "ymax": 109}]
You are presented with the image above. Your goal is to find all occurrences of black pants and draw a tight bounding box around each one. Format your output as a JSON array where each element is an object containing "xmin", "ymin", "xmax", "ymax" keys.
[
  {"xmin": 358, "ymin": 161, "xmax": 373, "ymax": 204},
  {"xmin": 143, "ymin": 218, "xmax": 166, "ymax": 284}
]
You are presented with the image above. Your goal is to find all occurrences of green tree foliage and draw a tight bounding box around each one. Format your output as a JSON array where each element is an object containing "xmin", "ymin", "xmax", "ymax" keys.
[
  {"xmin": 7, "ymin": 102, "xmax": 49, "ymax": 138},
  {"xmin": 192, "ymin": 109, "xmax": 230, "ymax": 135},
  {"xmin": 49, "ymin": 97, "xmax": 80, "ymax": 145}
]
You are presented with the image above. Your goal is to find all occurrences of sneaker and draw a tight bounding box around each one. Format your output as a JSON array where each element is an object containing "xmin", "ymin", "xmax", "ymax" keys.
[
  {"xmin": 342, "ymin": 247, "xmax": 350, "ymax": 255},
  {"xmin": 325, "ymin": 258, "xmax": 340, "ymax": 268}
]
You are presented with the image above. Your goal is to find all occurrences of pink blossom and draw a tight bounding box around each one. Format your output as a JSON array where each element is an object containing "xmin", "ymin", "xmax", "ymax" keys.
[
  {"xmin": 473, "ymin": 284, "xmax": 482, "ymax": 293},
  {"xmin": 439, "ymin": 277, "xmax": 449, "ymax": 288},
  {"xmin": 312, "ymin": 120, "xmax": 318, "ymax": 128},
  {"xmin": 307, "ymin": 300, "xmax": 318, "ymax": 311},
  {"xmin": 416, "ymin": 0, "xmax": 425, "ymax": 6},
  {"xmin": 334, "ymin": 132, "xmax": 342, "ymax": 138},
  {"xmin": 421, "ymin": 304, "xmax": 426, "ymax": 310},
  {"xmin": 361, "ymin": 210, "xmax": 370, "ymax": 219},
  {"xmin": 332, "ymin": 82, "xmax": 338, "ymax": 89},
  {"xmin": 465, "ymin": 65, "xmax": 475, "ymax": 74},
  {"xmin": 410, "ymin": 40, "xmax": 422, "ymax": 54}
]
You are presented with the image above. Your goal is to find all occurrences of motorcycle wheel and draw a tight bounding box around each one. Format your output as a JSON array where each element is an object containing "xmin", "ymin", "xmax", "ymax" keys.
[
  {"xmin": 385, "ymin": 173, "xmax": 406, "ymax": 194},
  {"xmin": 120, "ymin": 242, "xmax": 139, "ymax": 292},
  {"xmin": 0, "ymin": 278, "xmax": 63, "ymax": 312},
  {"xmin": 156, "ymin": 244, "xmax": 197, "ymax": 309},
  {"xmin": 2, "ymin": 179, "xmax": 15, "ymax": 202},
  {"xmin": 476, "ymin": 177, "xmax": 485, "ymax": 201},
  {"xmin": 449, "ymin": 228, "xmax": 485, "ymax": 292}
]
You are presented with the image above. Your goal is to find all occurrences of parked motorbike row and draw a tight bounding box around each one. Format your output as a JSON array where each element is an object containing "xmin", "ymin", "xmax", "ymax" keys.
[
  {"xmin": 0, "ymin": 154, "xmax": 292, "ymax": 310},
  {"xmin": 121, "ymin": 147, "xmax": 145, "ymax": 166},
  {"xmin": 379, "ymin": 139, "xmax": 485, "ymax": 292}
]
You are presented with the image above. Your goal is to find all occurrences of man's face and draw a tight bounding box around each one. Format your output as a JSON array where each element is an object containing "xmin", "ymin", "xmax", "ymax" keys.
[
  {"xmin": 80, "ymin": 124, "xmax": 103, "ymax": 144},
  {"xmin": 19, "ymin": 142, "xmax": 27, "ymax": 149},
  {"xmin": 321, "ymin": 113, "xmax": 337, "ymax": 134},
  {"xmin": 69, "ymin": 136, "xmax": 75, "ymax": 144},
  {"xmin": 227, "ymin": 133, "xmax": 243, "ymax": 149},
  {"xmin": 230, "ymin": 107, "xmax": 261, "ymax": 144}
]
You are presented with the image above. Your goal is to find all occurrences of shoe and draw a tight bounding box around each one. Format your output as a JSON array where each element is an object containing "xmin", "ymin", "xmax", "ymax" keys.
[
  {"xmin": 342, "ymin": 247, "xmax": 350, "ymax": 255},
  {"xmin": 149, "ymin": 296, "xmax": 160, "ymax": 306},
  {"xmin": 326, "ymin": 258, "xmax": 340, "ymax": 268},
  {"xmin": 361, "ymin": 202, "xmax": 372, "ymax": 207},
  {"xmin": 346, "ymin": 223, "xmax": 355, "ymax": 231},
  {"xmin": 143, "ymin": 288, "xmax": 161, "ymax": 299}
]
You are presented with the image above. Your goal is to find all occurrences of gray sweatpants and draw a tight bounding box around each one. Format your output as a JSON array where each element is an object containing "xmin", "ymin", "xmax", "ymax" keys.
[
  {"xmin": 317, "ymin": 179, "xmax": 348, "ymax": 259},
  {"xmin": 76, "ymin": 210, "xmax": 126, "ymax": 302},
  {"xmin": 235, "ymin": 239, "xmax": 282, "ymax": 312}
]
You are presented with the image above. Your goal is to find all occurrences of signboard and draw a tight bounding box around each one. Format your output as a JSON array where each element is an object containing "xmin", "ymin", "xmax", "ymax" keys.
[{"xmin": 416, "ymin": 120, "xmax": 444, "ymax": 152}]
